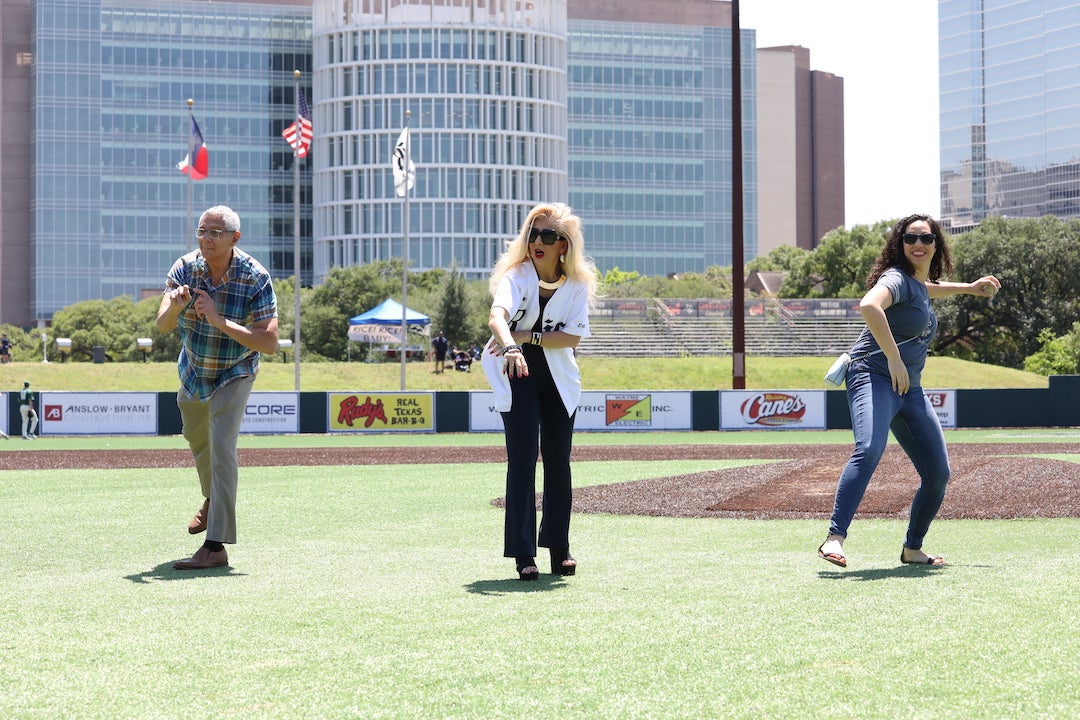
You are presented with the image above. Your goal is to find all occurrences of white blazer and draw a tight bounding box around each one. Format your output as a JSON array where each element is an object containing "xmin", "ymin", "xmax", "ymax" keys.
[{"xmin": 482, "ymin": 262, "xmax": 591, "ymax": 416}]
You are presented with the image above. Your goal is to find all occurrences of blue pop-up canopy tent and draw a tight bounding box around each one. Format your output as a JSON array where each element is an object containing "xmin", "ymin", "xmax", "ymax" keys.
[{"xmin": 347, "ymin": 298, "xmax": 430, "ymax": 344}]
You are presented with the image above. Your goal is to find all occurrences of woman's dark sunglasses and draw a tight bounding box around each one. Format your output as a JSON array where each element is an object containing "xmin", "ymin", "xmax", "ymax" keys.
[
  {"xmin": 902, "ymin": 232, "xmax": 936, "ymax": 245},
  {"xmin": 529, "ymin": 227, "xmax": 564, "ymax": 245}
]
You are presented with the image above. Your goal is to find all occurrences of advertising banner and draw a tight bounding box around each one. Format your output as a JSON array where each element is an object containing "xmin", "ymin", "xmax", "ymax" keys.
[
  {"xmin": 593, "ymin": 298, "xmax": 648, "ymax": 318},
  {"xmin": 924, "ymin": 389, "xmax": 957, "ymax": 429},
  {"xmin": 469, "ymin": 391, "xmax": 693, "ymax": 432},
  {"xmin": 665, "ymin": 300, "xmax": 699, "ymax": 318},
  {"xmin": 40, "ymin": 392, "xmax": 157, "ymax": 435},
  {"xmin": 240, "ymin": 392, "xmax": 299, "ymax": 434},
  {"xmin": 698, "ymin": 300, "xmax": 732, "ymax": 317},
  {"xmin": 469, "ymin": 393, "xmax": 504, "ymax": 432},
  {"xmin": 346, "ymin": 322, "xmax": 430, "ymax": 344},
  {"xmin": 329, "ymin": 392, "xmax": 435, "ymax": 432},
  {"xmin": 720, "ymin": 390, "xmax": 826, "ymax": 430}
]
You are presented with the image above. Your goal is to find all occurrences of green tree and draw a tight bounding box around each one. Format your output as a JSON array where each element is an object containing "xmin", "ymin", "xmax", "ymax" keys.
[
  {"xmin": 135, "ymin": 295, "xmax": 181, "ymax": 362},
  {"xmin": 668, "ymin": 267, "xmax": 732, "ymax": 298},
  {"xmin": 1023, "ymin": 327, "xmax": 1080, "ymax": 375},
  {"xmin": 435, "ymin": 262, "xmax": 472, "ymax": 349},
  {"xmin": 464, "ymin": 279, "xmax": 495, "ymax": 346},
  {"xmin": 0, "ymin": 325, "xmax": 37, "ymax": 363},
  {"xmin": 268, "ymin": 275, "xmax": 319, "ymax": 362},
  {"xmin": 600, "ymin": 267, "xmax": 642, "ymax": 297},
  {"xmin": 49, "ymin": 296, "xmax": 153, "ymax": 362},
  {"xmin": 305, "ymin": 263, "xmax": 400, "ymax": 360},
  {"xmin": 936, "ymin": 216, "xmax": 1080, "ymax": 367},
  {"xmin": 599, "ymin": 265, "xmax": 736, "ymax": 299},
  {"xmin": 779, "ymin": 222, "xmax": 891, "ymax": 297},
  {"xmin": 303, "ymin": 261, "xmax": 445, "ymax": 360},
  {"xmin": 746, "ymin": 244, "xmax": 809, "ymax": 273}
]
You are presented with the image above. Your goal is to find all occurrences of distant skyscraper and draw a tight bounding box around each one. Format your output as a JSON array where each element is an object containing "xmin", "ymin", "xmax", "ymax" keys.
[
  {"xmin": 939, "ymin": 0, "xmax": 1080, "ymax": 231},
  {"xmin": 567, "ymin": 0, "xmax": 755, "ymax": 274},
  {"xmin": 756, "ymin": 45, "xmax": 844, "ymax": 253},
  {"xmin": 24, "ymin": 0, "xmax": 312, "ymax": 323},
  {"xmin": 0, "ymin": 0, "xmax": 842, "ymax": 324},
  {"xmin": 310, "ymin": 0, "xmax": 567, "ymax": 285}
]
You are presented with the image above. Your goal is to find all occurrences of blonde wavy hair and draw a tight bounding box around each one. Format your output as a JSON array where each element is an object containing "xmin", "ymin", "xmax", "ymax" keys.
[{"xmin": 489, "ymin": 202, "xmax": 598, "ymax": 302}]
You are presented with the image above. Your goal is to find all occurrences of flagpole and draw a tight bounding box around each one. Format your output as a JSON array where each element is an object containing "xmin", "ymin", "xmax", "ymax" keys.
[
  {"xmin": 292, "ymin": 70, "xmax": 302, "ymax": 393},
  {"xmin": 400, "ymin": 109, "xmax": 411, "ymax": 392},
  {"xmin": 186, "ymin": 99, "xmax": 194, "ymax": 253},
  {"xmin": 731, "ymin": 0, "xmax": 746, "ymax": 389}
]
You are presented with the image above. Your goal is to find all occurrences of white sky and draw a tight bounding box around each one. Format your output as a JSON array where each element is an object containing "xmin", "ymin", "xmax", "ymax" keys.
[{"xmin": 739, "ymin": 0, "xmax": 940, "ymax": 227}]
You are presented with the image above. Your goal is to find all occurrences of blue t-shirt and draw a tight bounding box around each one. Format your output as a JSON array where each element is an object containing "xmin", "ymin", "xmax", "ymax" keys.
[{"xmin": 848, "ymin": 268, "xmax": 937, "ymax": 387}]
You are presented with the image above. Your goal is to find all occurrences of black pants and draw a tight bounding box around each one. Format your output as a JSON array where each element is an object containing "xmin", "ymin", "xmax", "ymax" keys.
[{"xmin": 500, "ymin": 350, "xmax": 575, "ymax": 558}]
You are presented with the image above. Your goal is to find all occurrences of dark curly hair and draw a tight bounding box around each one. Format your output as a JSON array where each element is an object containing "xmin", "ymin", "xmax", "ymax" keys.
[{"xmin": 866, "ymin": 213, "xmax": 953, "ymax": 289}]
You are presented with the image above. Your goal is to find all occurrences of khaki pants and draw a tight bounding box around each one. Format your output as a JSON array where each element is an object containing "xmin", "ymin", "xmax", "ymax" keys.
[{"xmin": 177, "ymin": 376, "xmax": 254, "ymax": 545}]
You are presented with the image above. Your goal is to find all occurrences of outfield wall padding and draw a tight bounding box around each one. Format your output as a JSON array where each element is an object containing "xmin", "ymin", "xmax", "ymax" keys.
[{"xmin": 6, "ymin": 375, "xmax": 1079, "ymax": 434}]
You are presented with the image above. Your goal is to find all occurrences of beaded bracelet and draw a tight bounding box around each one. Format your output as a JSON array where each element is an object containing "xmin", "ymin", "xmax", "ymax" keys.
[{"xmin": 503, "ymin": 344, "xmax": 523, "ymax": 354}]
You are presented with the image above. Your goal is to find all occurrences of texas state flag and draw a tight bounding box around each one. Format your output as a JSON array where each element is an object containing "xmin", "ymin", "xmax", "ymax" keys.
[{"xmin": 177, "ymin": 115, "xmax": 209, "ymax": 180}]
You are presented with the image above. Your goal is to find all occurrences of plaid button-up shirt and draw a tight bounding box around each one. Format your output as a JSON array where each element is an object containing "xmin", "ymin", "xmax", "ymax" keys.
[{"xmin": 165, "ymin": 248, "xmax": 277, "ymax": 401}]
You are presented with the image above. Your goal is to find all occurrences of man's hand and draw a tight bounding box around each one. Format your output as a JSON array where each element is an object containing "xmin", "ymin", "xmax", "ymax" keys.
[
  {"xmin": 166, "ymin": 284, "xmax": 192, "ymax": 310},
  {"xmin": 191, "ymin": 288, "xmax": 222, "ymax": 327},
  {"xmin": 157, "ymin": 284, "xmax": 192, "ymax": 334}
]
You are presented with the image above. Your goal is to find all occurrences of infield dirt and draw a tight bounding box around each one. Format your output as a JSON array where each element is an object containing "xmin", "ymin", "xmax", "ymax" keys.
[{"xmin": 7, "ymin": 442, "xmax": 1077, "ymax": 520}]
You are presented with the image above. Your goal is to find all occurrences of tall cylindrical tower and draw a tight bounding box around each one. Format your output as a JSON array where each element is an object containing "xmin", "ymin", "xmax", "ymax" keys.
[{"xmin": 311, "ymin": 0, "xmax": 568, "ymax": 282}]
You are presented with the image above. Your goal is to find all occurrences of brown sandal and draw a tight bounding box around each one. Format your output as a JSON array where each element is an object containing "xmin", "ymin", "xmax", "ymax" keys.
[
  {"xmin": 901, "ymin": 548, "xmax": 945, "ymax": 565},
  {"xmin": 818, "ymin": 541, "xmax": 847, "ymax": 568}
]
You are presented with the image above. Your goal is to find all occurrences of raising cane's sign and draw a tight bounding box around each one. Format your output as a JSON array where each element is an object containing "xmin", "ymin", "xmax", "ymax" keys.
[
  {"xmin": 720, "ymin": 390, "xmax": 826, "ymax": 430},
  {"xmin": 740, "ymin": 392, "xmax": 806, "ymax": 426}
]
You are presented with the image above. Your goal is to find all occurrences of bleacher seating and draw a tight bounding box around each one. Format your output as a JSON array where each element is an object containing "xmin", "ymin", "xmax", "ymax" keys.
[{"xmin": 576, "ymin": 299, "xmax": 865, "ymax": 357}]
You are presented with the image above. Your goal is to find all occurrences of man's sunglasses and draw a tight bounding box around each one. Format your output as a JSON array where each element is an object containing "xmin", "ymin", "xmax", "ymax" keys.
[
  {"xmin": 902, "ymin": 232, "xmax": 936, "ymax": 245},
  {"xmin": 528, "ymin": 227, "xmax": 564, "ymax": 245}
]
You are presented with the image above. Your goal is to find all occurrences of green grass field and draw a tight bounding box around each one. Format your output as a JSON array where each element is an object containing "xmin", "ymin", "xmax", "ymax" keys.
[
  {"xmin": 0, "ymin": 355, "xmax": 1049, "ymax": 393},
  {"xmin": 1, "ymin": 432, "xmax": 1077, "ymax": 719}
]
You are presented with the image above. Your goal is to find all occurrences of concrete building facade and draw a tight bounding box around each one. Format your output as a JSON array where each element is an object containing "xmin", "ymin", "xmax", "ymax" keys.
[{"xmin": 756, "ymin": 45, "xmax": 843, "ymax": 254}]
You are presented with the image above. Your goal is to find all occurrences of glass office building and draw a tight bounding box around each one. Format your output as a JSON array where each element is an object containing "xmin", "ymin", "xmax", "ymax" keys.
[
  {"xmin": 310, "ymin": 0, "xmax": 754, "ymax": 282},
  {"xmin": 567, "ymin": 19, "xmax": 755, "ymax": 274},
  {"xmin": 310, "ymin": 0, "xmax": 567, "ymax": 283},
  {"xmin": 31, "ymin": 0, "xmax": 313, "ymax": 320},
  {"xmin": 11, "ymin": 0, "xmax": 771, "ymax": 322},
  {"xmin": 939, "ymin": 0, "xmax": 1080, "ymax": 230}
]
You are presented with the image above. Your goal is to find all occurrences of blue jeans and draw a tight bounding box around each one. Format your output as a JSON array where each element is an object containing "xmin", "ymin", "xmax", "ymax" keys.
[{"xmin": 829, "ymin": 371, "xmax": 950, "ymax": 550}]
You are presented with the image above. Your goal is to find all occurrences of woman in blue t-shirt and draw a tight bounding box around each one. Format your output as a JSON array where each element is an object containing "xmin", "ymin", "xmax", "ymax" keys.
[{"xmin": 818, "ymin": 214, "xmax": 1001, "ymax": 569}]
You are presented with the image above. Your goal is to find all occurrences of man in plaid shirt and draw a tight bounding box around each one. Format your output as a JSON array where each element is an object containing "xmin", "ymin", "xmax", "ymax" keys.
[{"xmin": 157, "ymin": 205, "xmax": 278, "ymax": 570}]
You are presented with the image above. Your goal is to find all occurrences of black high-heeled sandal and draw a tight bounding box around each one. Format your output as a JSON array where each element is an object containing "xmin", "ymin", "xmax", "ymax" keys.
[
  {"xmin": 515, "ymin": 557, "xmax": 539, "ymax": 581},
  {"xmin": 550, "ymin": 549, "xmax": 577, "ymax": 576}
]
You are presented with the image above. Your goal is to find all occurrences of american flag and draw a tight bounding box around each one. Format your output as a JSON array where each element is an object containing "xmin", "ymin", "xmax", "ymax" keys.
[{"xmin": 281, "ymin": 88, "xmax": 312, "ymax": 158}]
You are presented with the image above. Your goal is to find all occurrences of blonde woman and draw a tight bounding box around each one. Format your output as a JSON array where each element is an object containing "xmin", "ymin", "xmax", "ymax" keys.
[{"xmin": 482, "ymin": 203, "xmax": 598, "ymax": 581}]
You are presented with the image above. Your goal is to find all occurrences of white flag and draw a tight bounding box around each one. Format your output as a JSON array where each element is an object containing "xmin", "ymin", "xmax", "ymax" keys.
[{"xmin": 392, "ymin": 126, "xmax": 415, "ymax": 197}]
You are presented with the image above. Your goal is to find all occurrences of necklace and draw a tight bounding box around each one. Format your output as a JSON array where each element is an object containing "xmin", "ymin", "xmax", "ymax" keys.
[{"xmin": 538, "ymin": 274, "xmax": 566, "ymax": 291}]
